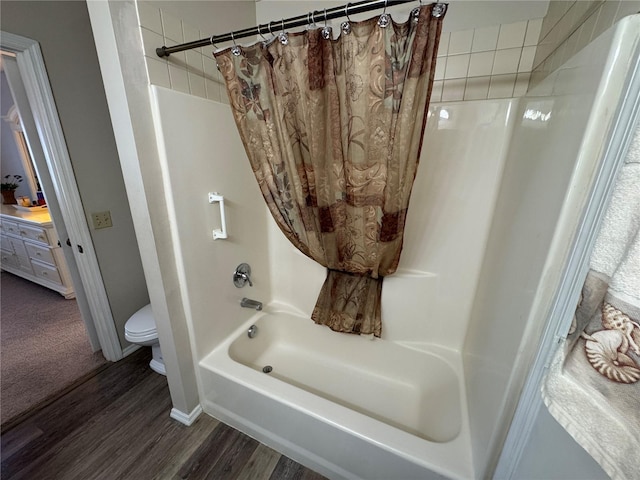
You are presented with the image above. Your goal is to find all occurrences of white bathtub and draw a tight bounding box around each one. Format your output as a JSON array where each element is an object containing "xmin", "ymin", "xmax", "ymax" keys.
[{"xmin": 200, "ymin": 306, "xmax": 473, "ymax": 480}]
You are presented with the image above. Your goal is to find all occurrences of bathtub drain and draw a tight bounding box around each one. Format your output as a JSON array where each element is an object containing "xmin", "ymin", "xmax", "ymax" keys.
[{"xmin": 262, "ymin": 365, "xmax": 273, "ymax": 374}]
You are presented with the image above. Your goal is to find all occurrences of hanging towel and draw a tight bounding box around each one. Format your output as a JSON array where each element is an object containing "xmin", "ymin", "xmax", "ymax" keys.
[{"xmin": 542, "ymin": 125, "xmax": 640, "ymax": 480}]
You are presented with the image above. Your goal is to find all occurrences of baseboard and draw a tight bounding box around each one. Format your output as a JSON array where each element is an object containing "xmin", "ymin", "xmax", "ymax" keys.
[
  {"xmin": 170, "ymin": 404, "xmax": 203, "ymax": 426},
  {"xmin": 122, "ymin": 344, "xmax": 141, "ymax": 357}
]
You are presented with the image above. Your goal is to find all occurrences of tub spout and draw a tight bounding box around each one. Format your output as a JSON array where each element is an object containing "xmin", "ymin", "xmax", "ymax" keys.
[{"xmin": 241, "ymin": 298, "xmax": 262, "ymax": 311}]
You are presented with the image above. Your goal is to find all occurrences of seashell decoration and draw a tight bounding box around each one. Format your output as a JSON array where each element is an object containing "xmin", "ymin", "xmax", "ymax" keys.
[
  {"xmin": 583, "ymin": 303, "xmax": 640, "ymax": 384},
  {"xmin": 584, "ymin": 330, "xmax": 640, "ymax": 383}
]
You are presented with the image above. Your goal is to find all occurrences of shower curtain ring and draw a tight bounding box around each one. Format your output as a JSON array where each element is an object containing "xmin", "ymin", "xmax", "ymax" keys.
[
  {"xmin": 378, "ymin": 0, "xmax": 390, "ymax": 27},
  {"xmin": 278, "ymin": 18, "xmax": 289, "ymax": 45},
  {"xmin": 431, "ymin": 0, "xmax": 447, "ymax": 17},
  {"xmin": 412, "ymin": 0, "xmax": 423, "ymax": 21},
  {"xmin": 321, "ymin": 8, "xmax": 332, "ymax": 39},
  {"xmin": 230, "ymin": 31, "xmax": 242, "ymax": 56},
  {"xmin": 257, "ymin": 24, "xmax": 267, "ymax": 41},
  {"xmin": 341, "ymin": 3, "xmax": 353, "ymax": 35},
  {"xmin": 210, "ymin": 35, "xmax": 219, "ymax": 50}
]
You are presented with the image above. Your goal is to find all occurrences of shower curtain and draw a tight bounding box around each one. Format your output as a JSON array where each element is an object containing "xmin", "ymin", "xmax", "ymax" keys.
[{"xmin": 215, "ymin": 4, "xmax": 445, "ymax": 336}]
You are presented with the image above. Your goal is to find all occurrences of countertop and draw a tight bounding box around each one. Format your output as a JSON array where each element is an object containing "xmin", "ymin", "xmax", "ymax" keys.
[{"xmin": 1, "ymin": 205, "xmax": 53, "ymax": 226}]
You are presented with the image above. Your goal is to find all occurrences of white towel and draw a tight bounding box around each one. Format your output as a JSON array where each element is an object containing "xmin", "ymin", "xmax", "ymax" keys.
[{"xmin": 542, "ymin": 125, "xmax": 640, "ymax": 480}]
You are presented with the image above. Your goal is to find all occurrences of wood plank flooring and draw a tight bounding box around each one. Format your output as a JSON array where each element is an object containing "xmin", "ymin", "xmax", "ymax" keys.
[{"xmin": 1, "ymin": 348, "xmax": 327, "ymax": 480}]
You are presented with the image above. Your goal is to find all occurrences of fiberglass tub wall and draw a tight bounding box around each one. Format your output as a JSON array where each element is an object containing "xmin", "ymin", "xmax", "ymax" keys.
[
  {"xmin": 267, "ymin": 98, "xmax": 516, "ymax": 350},
  {"xmin": 464, "ymin": 18, "xmax": 640, "ymax": 477}
]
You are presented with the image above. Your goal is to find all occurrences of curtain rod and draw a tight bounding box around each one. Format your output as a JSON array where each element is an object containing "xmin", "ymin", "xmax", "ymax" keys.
[{"xmin": 156, "ymin": 0, "xmax": 444, "ymax": 58}]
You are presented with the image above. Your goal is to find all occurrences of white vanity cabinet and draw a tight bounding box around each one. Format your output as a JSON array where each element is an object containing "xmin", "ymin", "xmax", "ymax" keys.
[{"xmin": 0, "ymin": 209, "xmax": 75, "ymax": 298}]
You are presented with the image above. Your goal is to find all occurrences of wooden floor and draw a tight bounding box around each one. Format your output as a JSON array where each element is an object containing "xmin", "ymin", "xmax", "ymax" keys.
[{"xmin": 1, "ymin": 349, "xmax": 327, "ymax": 480}]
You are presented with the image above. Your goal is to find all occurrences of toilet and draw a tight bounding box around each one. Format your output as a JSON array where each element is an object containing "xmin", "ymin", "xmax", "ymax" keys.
[{"xmin": 124, "ymin": 304, "xmax": 166, "ymax": 376}]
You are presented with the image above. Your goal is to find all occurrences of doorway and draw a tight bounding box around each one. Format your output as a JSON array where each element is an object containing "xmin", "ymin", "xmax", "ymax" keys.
[
  {"xmin": 0, "ymin": 32, "xmax": 129, "ymax": 426},
  {"xmin": 0, "ymin": 54, "xmax": 109, "ymax": 426},
  {"xmin": 0, "ymin": 33, "xmax": 123, "ymax": 362}
]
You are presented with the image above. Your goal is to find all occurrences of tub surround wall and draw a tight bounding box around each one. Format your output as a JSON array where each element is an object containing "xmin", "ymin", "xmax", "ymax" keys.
[
  {"xmin": 266, "ymin": 99, "xmax": 515, "ymax": 350},
  {"xmin": 150, "ymin": 85, "xmax": 515, "ymax": 477},
  {"xmin": 530, "ymin": 0, "xmax": 640, "ymax": 87},
  {"xmin": 149, "ymin": 86, "xmax": 271, "ymax": 361},
  {"xmin": 464, "ymin": 17, "xmax": 640, "ymax": 477},
  {"xmin": 135, "ymin": 0, "xmax": 525, "ymax": 356},
  {"xmin": 147, "ymin": 85, "xmax": 514, "ymax": 357}
]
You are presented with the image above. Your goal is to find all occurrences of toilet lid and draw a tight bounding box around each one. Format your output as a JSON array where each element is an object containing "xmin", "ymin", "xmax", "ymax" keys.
[{"xmin": 125, "ymin": 304, "xmax": 156, "ymax": 336}]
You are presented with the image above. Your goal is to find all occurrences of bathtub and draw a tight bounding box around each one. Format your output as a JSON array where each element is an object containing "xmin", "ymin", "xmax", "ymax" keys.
[{"xmin": 200, "ymin": 305, "xmax": 473, "ymax": 480}]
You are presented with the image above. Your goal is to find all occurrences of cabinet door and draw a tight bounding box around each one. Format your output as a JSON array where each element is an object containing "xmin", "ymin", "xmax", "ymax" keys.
[
  {"xmin": 0, "ymin": 249, "xmax": 19, "ymax": 269},
  {"xmin": 16, "ymin": 255, "xmax": 34, "ymax": 275},
  {"xmin": 0, "ymin": 235, "xmax": 13, "ymax": 252},
  {"xmin": 7, "ymin": 236, "xmax": 28, "ymax": 258}
]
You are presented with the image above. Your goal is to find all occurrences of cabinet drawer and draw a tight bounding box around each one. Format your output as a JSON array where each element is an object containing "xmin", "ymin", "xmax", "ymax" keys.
[
  {"xmin": 18, "ymin": 224, "xmax": 49, "ymax": 245},
  {"xmin": 0, "ymin": 249, "xmax": 18, "ymax": 269},
  {"xmin": 31, "ymin": 260, "xmax": 62, "ymax": 286},
  {"xmin": 1, "ymin": 220, "xmax": 19, "ymax": 236},
  {"xmin": 25, "ymin": 242, "xmax": 56, "ymax": 267}
]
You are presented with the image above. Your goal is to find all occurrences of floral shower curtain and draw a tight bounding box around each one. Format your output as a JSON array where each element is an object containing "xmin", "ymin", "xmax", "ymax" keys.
[{"xmin": 215, "ymin": 4, "xmax": 445, "ymax": 336}]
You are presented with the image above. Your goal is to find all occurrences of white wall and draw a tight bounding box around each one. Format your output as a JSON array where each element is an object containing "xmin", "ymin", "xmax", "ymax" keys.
[{"xmin": 1, "ymin": 1, "xmax": 148, "ymax": 348}]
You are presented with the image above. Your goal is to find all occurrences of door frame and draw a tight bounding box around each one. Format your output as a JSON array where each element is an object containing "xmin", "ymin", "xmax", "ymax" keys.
[{"xmin": 1, "ymin": 31, "xmax": 123, "ymax": 362}]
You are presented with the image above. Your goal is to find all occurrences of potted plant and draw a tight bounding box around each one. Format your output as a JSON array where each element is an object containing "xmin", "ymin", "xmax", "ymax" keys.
[{"xmin": 1, "ymin": 174, "xmax": 23, "ymax": 204}]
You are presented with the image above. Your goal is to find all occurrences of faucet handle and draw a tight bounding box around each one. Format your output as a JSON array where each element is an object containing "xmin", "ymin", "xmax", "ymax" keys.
[{"xmin": 233, "ymin": 263, "xmax": 253, "ymax": 288}]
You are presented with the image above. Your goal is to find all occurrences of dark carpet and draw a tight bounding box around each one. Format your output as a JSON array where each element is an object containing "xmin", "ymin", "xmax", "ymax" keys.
[{"xmin": 1, "ymin": 271, "xmax": 106, "ymax": 426}]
